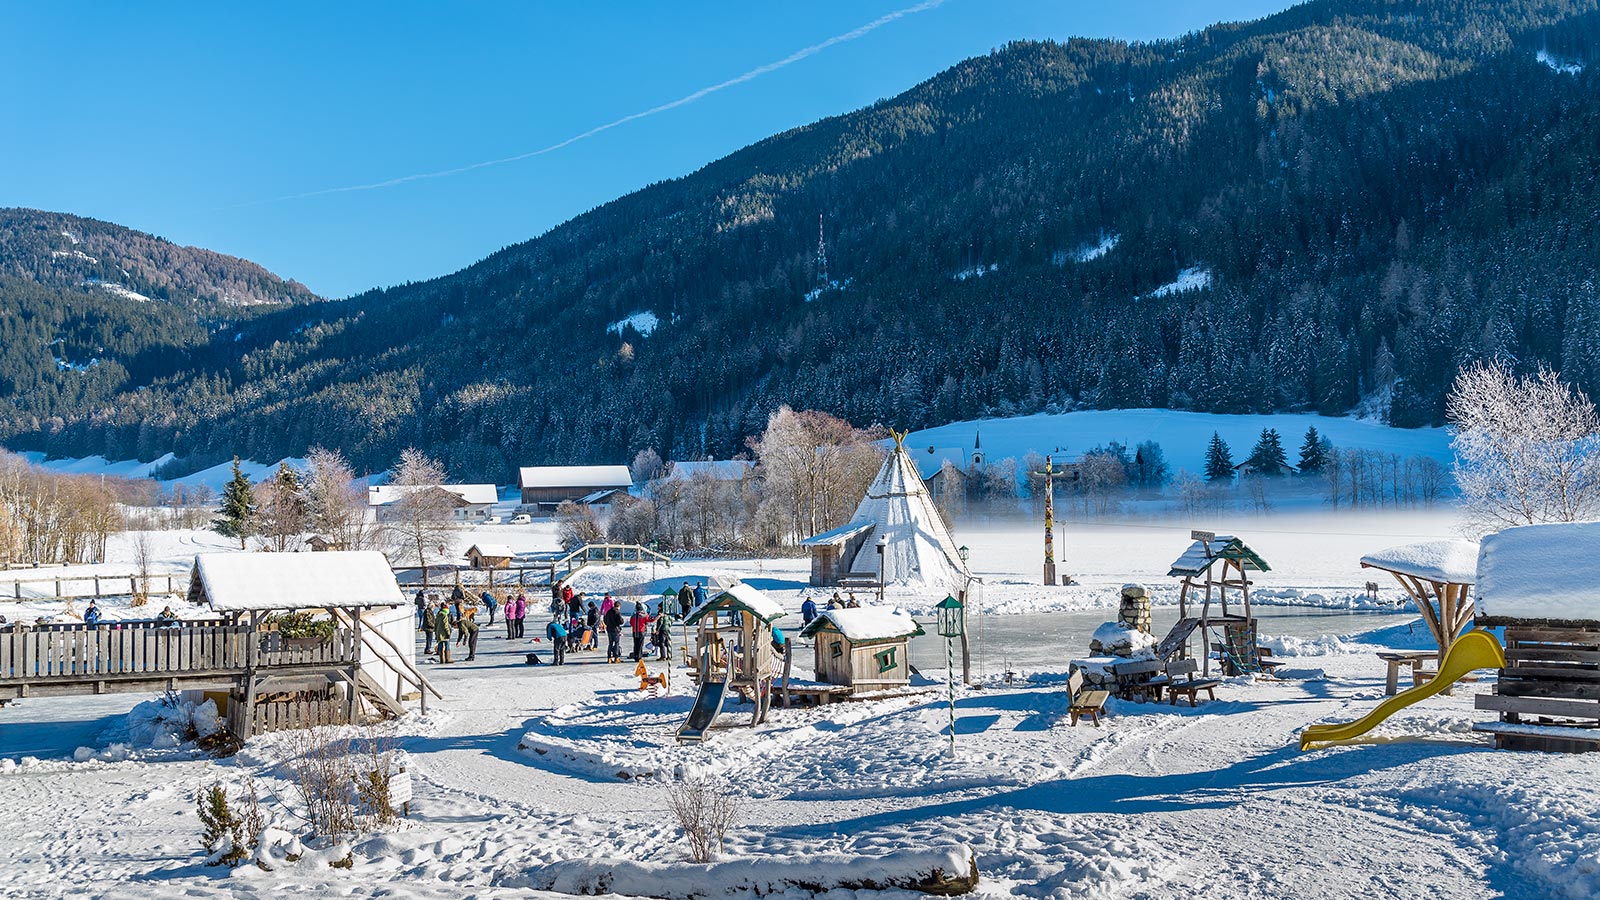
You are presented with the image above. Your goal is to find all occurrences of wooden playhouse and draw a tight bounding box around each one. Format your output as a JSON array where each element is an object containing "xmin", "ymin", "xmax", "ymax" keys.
[
  {"xmin": 1472, "ymin": 523, "xmax": 1600, "ymax": 753},
  {"xmin": 798, "ymin": 606, "xmax": 925, "ymax": 693}
]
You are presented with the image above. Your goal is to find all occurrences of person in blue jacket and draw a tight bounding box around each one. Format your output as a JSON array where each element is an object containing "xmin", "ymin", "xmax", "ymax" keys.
[
  {"xmin": 546, "ymin": 618, "xmax": 568, "ymax": 665},
  {"xmin": 83, "ymin": 601, "xmax": 102, "ymax": 626},
  {"xmin": 770, "ymin": 625, "xmax": 788, "ymax": 657},
  {"xmin": 693, "ymin": 581, "xmax": 707, "ymax": 608},
  {"xmin": 479, "ymin": 590, "xmax": 497, "ymax": 625},
  {"xmin": 800, "ymin": 596, "xmax": 818, "ymax": 627}
]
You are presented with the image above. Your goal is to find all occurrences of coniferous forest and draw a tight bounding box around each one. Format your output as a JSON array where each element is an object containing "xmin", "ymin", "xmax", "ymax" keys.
[{"xmin": 6, "ymin": 0, "xmax": 1600, "ymax": 481}]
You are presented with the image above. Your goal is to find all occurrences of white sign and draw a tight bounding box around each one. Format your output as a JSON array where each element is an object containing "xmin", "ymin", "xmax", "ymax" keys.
[
  {"xmin": 387, "ymin": 769, "xmax": 412, "ymax": 807},
  {"xmin": 1191, "ymin": 530, "xmax": 1216, "ymax": 543}
]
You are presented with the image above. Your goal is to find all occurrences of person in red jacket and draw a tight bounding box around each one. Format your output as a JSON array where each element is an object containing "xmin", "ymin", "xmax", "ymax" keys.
[{"xmin": 628, "ymin": 603, "xmax": 651, "ymax": 661}]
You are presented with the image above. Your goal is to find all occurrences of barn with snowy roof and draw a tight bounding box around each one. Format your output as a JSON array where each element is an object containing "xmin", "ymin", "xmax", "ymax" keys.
[{"xmin": 799, "ymin": 606, "xmax": 925, "ymax": 692}]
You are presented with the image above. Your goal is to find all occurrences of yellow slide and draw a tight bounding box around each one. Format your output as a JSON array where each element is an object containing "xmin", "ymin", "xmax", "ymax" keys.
[{"xmin": 1298, "ymin": 629, "xmax": 1506, "ymax": 751}]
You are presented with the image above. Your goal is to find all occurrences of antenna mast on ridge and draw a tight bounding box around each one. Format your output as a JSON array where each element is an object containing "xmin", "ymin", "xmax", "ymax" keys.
[{"xmin": 816, "ymin": 213, "xmax": 829, "ymax": 287}]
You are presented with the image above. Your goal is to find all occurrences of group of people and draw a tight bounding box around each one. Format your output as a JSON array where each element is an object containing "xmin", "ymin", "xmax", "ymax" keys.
[
  {"xmin": 414, "ymin": 588, "xmax": 482, "ymax": 664},
  {"xmin": 542, "ymin": 588, "xmax": 675, "ymax": 666}
]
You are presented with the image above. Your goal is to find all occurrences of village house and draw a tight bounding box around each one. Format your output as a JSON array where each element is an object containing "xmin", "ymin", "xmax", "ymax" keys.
[
  {"xmin": 368, "ymin": 484, "xmax": 499, "ymax": 523},
  {"xmin": 517, "ymin": 465, "xmax": 633, "ymax": 514}
]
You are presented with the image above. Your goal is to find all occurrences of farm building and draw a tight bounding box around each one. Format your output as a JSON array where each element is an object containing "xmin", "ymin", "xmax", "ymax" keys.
[
  {"xmin": 798, "ymin": 606, "xmax": 924, "ymax": 692},
  {"xmin": 368, "ymin": 484, "xmax": 498, "ymax": 523},
  {"xmin": 465, "ymin": 543, "xmax": 516, "ymax": 569},
  {"xmin": 517, "ymin": 465, "xmax": 632, "ymax": 512}
]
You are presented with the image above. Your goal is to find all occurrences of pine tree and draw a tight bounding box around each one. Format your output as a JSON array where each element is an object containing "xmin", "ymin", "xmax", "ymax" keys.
[
  {"xmin": 1204, "ymin": 432, "xmax": 1235, "ymax": 482},
  {"xmin": 1246, "ymin": 428, "xmax": 1289, "ymax": 476},
  {"xmin": 213, "ymin": 458, "xmax": 258, "ymax": 550},
  {"xmin": 1298, "ymin": 425, "xmax": 1330, "ymax": 474}
]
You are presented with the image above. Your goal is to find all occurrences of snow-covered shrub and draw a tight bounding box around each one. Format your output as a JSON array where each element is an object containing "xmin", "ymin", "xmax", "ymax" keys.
[
  {"xmin": 197, "ymin": 781, "xmax": 248, "ymax": 867},
  {"xmin": 125, "ymin": 693, "xmax": 223, "ymax": 750},
  {"xmin": 668, "ymin": 777, "xmax": 742, "ymax": 863}
]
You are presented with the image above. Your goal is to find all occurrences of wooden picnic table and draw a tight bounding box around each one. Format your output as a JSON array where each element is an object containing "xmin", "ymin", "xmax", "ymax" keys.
[{"xmin": 1376, "ymin": 650, "xmax": 1439, "ymax": 696}]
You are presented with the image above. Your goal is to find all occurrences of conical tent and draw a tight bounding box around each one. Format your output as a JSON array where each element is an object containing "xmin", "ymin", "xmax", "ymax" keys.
[{"xmin": 844, "ymin": 434, "xmax": 969, "ymax": 589}]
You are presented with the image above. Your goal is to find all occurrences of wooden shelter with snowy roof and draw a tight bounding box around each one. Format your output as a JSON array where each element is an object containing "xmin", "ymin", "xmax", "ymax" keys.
[
  {"xmin": 1160, "ymin": 532, "xmax": 1271, "ymax": 676},
  {"xmin": 1360, "ymin": 540, "xmax": 1479, "ymax": 657},
  {"xmin": 799, "ymin": 606, "xmax": 925, "ymax": 692},
  {"xmin": 1471, "ymin": 523, "xmax": 1600, "ymax": 753},
  {"xmin": 800, "ymin": 432, "xmax": 969, "ymax": 591}
]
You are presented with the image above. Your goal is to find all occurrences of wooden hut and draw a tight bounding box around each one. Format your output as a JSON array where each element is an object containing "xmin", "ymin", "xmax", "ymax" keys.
[
  {"xmin": 1472, "ymin": 523, "xmax": 1600, "ymax": 753},
  {"xmin": 185, "ymin": 551, "xmax": 433, "ymax": 738},
  {"xmin": 1162, "ymin": 531, "xmax": 1270, "ymax": 676},
  {"xmin": 798, "ymin": 606, "xmax": 924, "ymax": 692},
  {"xmin": 307, "ymin": 535, "xmax": 343, "ymax": 552},
  {"xmin": 465, "ymin": 543, "xmax": 516, "ymax": 569}
]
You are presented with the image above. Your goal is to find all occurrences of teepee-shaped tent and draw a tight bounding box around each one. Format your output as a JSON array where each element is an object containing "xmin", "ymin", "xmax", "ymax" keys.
[{"xmin": 802, "ymin": 433, "xmax": 969, "ymax": 590}]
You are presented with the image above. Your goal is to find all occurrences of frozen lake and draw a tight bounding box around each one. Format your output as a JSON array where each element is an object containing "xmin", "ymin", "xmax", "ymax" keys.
[{"xmin": 905, "ymin": 605, "xmax": 1419, "ymax": 675}]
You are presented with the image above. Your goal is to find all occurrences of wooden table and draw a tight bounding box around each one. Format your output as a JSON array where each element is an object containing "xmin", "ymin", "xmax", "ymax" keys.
[{"xmin": 1377, "ymin": 650, "xmax": 1439, "ymax": 695}]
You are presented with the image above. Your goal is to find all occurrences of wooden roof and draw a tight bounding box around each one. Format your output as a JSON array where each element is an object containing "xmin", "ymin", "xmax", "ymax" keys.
[{"xmin": 1168, "ymin": 535, "xmax": 1270, "ymax": 577}]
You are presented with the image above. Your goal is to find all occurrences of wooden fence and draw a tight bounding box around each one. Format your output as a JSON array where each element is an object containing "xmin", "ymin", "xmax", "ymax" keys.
[
  {"xmin": 1, "ymin": 572, "xmax": 187, "ymax": 602},
  {"xmin": 226, "ymin": 688, "xmax": 348, "ymax": 737},
  {"xmin": 0, "ymin": 621, "xmax": 358, "ymax": 684}
]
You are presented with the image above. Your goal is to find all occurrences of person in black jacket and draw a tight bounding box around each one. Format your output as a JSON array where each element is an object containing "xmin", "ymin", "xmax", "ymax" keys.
[
  {"xmin": 676, "ymin": 582, "xmax": 693, "ymax": 618},
  {"xmin": 603, "ymin": 602, "xmax": 624, "ymax": 663}
]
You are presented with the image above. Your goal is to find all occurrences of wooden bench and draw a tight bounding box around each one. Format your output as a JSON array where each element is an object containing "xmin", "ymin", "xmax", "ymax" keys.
[
  {"xmin": 1067, "ymin": 670, "xmax": 1110, "ymax": 727},
  {"xmin": 1154, "ymin": 659, "xmax": 1221, "ymax": 707}
]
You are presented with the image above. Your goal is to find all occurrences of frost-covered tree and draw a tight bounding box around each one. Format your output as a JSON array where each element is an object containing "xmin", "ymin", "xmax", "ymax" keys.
[
  {"xmin": 387, "ymin": 449, "xmax": 456, "ymax": 571},
  {"xmin": 630, "ymin": 448, "xmax": 665, "ymax": 485},
  {"xmin": 257, "ymin": 462, "xmax": 308, "ymax": 552},
  {"xmin": 213, "ymin": 458, "xmax": 258, "ymax": 550},
  {"xmin": 1204, "ymin": 433, "xmax": 1235, "ymax": 483},
  {"xmin": 1448, "ymin": 361, "xmax": 1600, "ymax": 535},
  {"xmin": 302, "ymin": 446, "xmax": 376, "ymax": 551}
]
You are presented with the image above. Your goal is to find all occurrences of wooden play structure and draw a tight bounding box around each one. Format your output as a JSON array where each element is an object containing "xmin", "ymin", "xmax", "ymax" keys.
[
  {"xmin": 798, "ymin": 606, "xmax": 924, "ymax": 694},
  {"xmin": 677, "ymin": 584, "xmax": 786, "ymax": 743},
  {"xmin": 1159, "ymin": 531, "xmax": 1271, "ymax": 676},
  {"xmin": 0, "ymin": 552, "xmax": 438, "ymax": 740},
  {"xmin": 1472, "ymin": 523, "xmax": 1600, "ymax": 753},
  {"xmin": 1361, "ymin": 540, "xmax": 1478, "ymax": 656}
]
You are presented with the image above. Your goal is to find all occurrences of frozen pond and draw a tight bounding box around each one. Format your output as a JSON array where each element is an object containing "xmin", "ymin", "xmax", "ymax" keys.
[{"xmin": 905, "ymin": 606, "xmax": 1419, "ymax": 676}]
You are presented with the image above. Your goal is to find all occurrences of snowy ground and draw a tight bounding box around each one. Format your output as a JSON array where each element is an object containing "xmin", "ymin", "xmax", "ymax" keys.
[{"xmin": 3, "ymin": 509, "xmax": 1597, "ymax": 899}]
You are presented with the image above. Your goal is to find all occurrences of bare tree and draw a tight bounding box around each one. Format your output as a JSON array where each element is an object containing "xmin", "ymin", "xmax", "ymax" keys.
[
  {"xmin": 303, "ymin": 447, "xmax": 377, "ymax": 551},
  {"xmin": 256, "ymin": 462, "xmax": 309, "ymax": 552},
  {"xmin": 630, "ymin": 448, "xmax": 666, "ymax": 485},
  {"xmin": 750, "ymin": 407, "xmax": 884, "ymax": 544},
  {"xmin": 667, "ymin": 778, "xmax": 742, "ymax": 863},
  {"xmin": 555, "ymin": 501, "xmax": 603, "ymax": 549},
  {"xmin": 132, "ymin": 531, "xmax": 155, "ymax": 607},
  {"xmin": 386, "ymin": 449, "xmax": 457, "ymax": 570},
  {"xmin": 1449, "ymin": 361, "xmax": 1600, "ymax": 534}
]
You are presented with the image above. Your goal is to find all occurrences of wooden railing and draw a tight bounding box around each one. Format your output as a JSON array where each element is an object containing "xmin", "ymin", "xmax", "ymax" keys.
[
  {"xmin": 0, "ymin": 622, "xmax": 359, "ymax": 684},
  {"xmin": 0, "ymin": 572, "xmax": 187, "ymax": 602}
]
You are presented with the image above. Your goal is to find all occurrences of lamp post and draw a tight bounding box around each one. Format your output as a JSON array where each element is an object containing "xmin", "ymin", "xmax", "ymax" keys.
[
  {"xmin": 935, "ymin": 594, "xmax": 965, "ymax": 755},
  {"xmin": 875, "ymin": 536, "xmax": 887, "ymax": 603},
  {"xmin": 956, "ymin": 546, "xmax": 972, "ymax": 685}
]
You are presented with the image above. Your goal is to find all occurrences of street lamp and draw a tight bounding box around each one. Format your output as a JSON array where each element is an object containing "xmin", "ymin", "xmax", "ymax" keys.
[
  {"xmin": 956, "ymin": 545, "xmax": 972, "ymax": 684},
  {"xmin": 935, "ymin": 594, "xmax": 965, "ymax": 755},
  {"xmin": 875, "ymin": 536, "xmax": 887, "ymax": 603}
]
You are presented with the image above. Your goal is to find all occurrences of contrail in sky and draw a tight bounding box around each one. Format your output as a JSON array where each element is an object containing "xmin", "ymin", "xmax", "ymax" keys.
[{"xmin": 257, "ymin": 0, "xmax": 947, "ymax": 204}]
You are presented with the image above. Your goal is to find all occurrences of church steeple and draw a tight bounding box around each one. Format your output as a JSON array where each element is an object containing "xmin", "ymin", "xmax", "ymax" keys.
[{"xmin": 971, "ymin": 428, "xmax": 985, "ymax": 468}]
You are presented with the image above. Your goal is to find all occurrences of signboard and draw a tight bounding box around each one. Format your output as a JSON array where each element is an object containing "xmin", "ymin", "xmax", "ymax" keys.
[
  {"xmin": 1190, "ymin": 530, "xmax": 1216, "ymax": 543},
  {"xmin": 387, "ymin": 768, "xmax": 412, "ymax": 809}
]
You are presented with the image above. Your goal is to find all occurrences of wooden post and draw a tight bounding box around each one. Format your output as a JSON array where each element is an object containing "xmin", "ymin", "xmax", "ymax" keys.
[
  {"xmin": 239, "ymin": 612, "xmax": 260, "ymax": 741},
  {"xmin": 346, "ymin": 606, "xmax": 363, "ymax": 725}
]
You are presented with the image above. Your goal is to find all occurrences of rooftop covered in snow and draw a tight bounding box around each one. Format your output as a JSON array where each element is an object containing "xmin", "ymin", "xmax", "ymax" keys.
[
  {"xmin": 1168, "ymin": 535, "xmax": 1269, "ymax": 577},
  {"xmin": 1361, "ymin": 540, "xmax": 1479, "ymax": 585},
  {"xmin": 186, "ymin": 551, "xmax": 405, "ymax": 613},
  {"xmin": 1477, "ymin": 523, "xmax": 1600, "ymax": 624},
  {"xmin": 684, "ymin": 583, "xmax": 786, "ymax": 626},
  {"xmin": 799, "ymin": 606, "xmax": 924, "ymax": 643},
  {"xmin": 368, "ymin": 483, "xmax": 498, "ymax": 507},
  {"xmin": 517, "ymin": 465, "xmax": 632, "ymax": 490}
]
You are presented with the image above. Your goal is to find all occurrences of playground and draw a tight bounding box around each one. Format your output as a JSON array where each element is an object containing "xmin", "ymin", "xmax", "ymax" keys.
[{"xmin": 3, "ymin": 511, "xmax": 1600, "ymax": 899}]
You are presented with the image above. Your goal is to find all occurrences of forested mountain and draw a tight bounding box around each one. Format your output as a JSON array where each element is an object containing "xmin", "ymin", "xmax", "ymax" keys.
[{"xmin": 7, "ymin": 0, "xmax": 1600, "ymax": 481}]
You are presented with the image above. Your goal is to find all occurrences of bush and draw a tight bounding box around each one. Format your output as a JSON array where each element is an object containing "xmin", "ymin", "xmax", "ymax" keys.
[
  {"xmin": 265, "ymin": 611, "xmax": 335, "ymax": 641},
  {"xmin": 668, "ymin": 778, "xmax": 742, "ymax": 863}
]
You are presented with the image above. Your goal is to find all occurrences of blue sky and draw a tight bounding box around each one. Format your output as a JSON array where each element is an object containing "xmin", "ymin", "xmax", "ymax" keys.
[{"xmin": 3, "ymin": 2, "xmax": 1295, "ymax": 297}]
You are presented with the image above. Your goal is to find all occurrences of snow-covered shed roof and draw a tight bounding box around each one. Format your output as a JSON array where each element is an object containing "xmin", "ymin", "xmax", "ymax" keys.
[
  {"xmin": 1361, "ymin": 540, "xmax": 1479, "ymax": 585},
  {"xmin": 466, "ymin": 543, "xmax": 518, "ymax": 560},
  {"xmin": 1168, "ymin": 535, "xmax": 1269, "ymax": 577},
  {"xmin": 1477, "ymin": 523, "xmax": 1600, "ymax": 624},
  {"xmin": 187, "ymin": 551, "xmax": 405, "ymax": 612},
  {"xmin": 577, "ymin": 488, "xmax": 628, "ymax": 504},
  {"xmin": 684, "ymin": 583, "xmax": 786, "ymax": 626},
  {"xmin": 368, "ymin": 483, "xmax": 497, "ymax": 507},
  {"xmin": 663, "ymin": 460, "xmax": 756, "ymax": 481},
  {"xmin": 518, "ymin": 465, "xmax": 632, "ymax": 490},
  {"xmin": 799, "ymin": 606, "xmax": 925, "ymax": 643},
  {"xmin": 800, "ymin": 519, "xmax": 876, "ymax": 548}
]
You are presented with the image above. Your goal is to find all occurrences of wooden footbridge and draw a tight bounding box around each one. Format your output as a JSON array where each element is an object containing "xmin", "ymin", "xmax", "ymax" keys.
[
  {"xmin": 394, "ymin": 542, "xmax": 673, "ymax": 590},
  {"xmin": 0, "ymin": 551, "xmax": 439, "ymax": 740}
]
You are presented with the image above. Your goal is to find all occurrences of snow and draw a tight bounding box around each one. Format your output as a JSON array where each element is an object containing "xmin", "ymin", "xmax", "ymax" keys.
[
  {"xmin": 1089, "ymin": 620, "xmax": 1157, "ymax": 654},
  {"xmin": 1168, "ymin": 534, "xmax": 1259, "ymax": 576},
  {"xmin": 702, "ymin": 582, "xmax": 786, "ymax": 623},
  {"xmin": 191, "ymin": 550, "xmax": 404, "ymax": 611},
  {"xmin": 802, "ymin": 277, "xmax": 849, "ymax": 302},
  {"xmin": 952, "ymin": 263, "xmax": 998, "ymax": 281},
  {"xmin": 607, "ymin": 310, "xmax": 660, "ymax": 337},
  {"xmin": 1360, "ymin": 539, "xmax": 1479, "ymax": 585},
  {"xmin": 906, "ymin": 408, "xmax": 1452, "ymax": 474},
  {"xmin": 52, "ymin": 355, "xmax": 101, "ymax": 372},
  {"xmin": 1146, "ymin": 265, "xmax": 1212, "ymax": 297},
  {"xmin": 1476, "ymin": 522, "xmax": 1600, "ymax": 623},
  {"xmin": 368, "ymin": 483, "xmax": 498, "ymax": 507},
  {"xmin": 17, "ymin": 451, "xmax": 307, "ymax": 493},
  {"xmin": 5, "ymin": 507, "xmax": 1600, "ymax": 899},
  {"xmin": 839, "ymin": 440, "xmax": 969, "ymax": 590},
  {"xmin": 88, "ymin": 281, "xmax": 153, "ymax": 303},
  {"xmin": 799, "ymin": 606, "xmax": 924, "ymax": 642},
  {"xmin": 1537, "ymin": 49, "xmax": 1584, "ymax": 75},
  {"xmin": 517, "ymin": 464, "xmax": 632, "ymax": 490},
  {"xmin": 1071, "ymin": 233, "xmax": 1119, "ymax": 262}
]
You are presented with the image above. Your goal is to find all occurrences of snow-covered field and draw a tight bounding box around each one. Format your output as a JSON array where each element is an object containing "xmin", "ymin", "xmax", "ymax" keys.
[{"xmin": 3, "ymin": 508, "xmax": 1597, "ymax": 899}]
